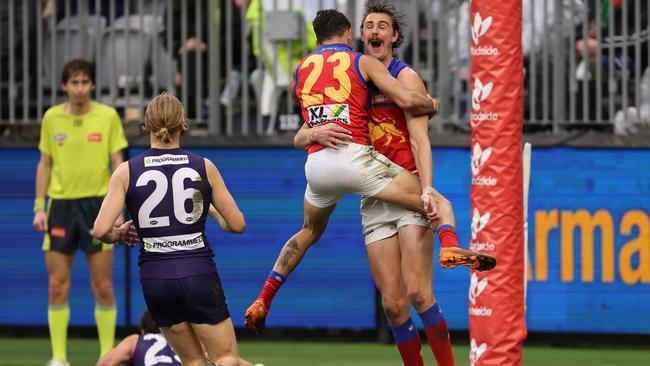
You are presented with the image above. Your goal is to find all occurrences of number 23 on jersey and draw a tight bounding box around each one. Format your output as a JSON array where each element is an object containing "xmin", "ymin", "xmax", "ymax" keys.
[{"xmin": 300, "ymin": 53, "xmax": 352, "ymax": 107}]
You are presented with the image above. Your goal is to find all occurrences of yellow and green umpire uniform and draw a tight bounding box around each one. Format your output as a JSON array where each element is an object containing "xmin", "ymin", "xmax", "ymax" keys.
[{"xmin": 38, "ymin": 102, "xmax": 128, "ymax": 253}]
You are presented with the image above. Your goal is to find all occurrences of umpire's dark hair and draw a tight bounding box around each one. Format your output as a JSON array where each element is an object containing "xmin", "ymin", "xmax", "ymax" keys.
[
  {"xmin": 312, "ymin": 9, "xmax": 352, "ymax": 44},
  {"xmin": 139, "ymin": 310, "xmax": 160, "ymax": 334},
  {"xmin": 361, "ymin": 0, "xmax": 407, "ymax": 49},
  {"xmin": 61, "ymin": 58, "xmax": 96, "ymax": 84}
]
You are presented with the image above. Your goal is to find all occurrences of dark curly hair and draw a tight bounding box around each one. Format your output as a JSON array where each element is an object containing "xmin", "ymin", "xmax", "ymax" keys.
[
  {"xmin": 360, "ymin": 0, "xmax": 407, "ymax": 49},
  {"xmin": 312, "ymin": 9, "xmax": 352, "ymax": 44}
]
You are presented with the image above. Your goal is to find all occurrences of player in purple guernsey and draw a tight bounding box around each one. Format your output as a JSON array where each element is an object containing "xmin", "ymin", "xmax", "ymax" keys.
[
  {"xmin": 97, "ymin": 311, "xmax": 258, "ymax": 366},
  {"xmin": 96, "ymin": 310, "xmax": 181, "ymax": 366},
  {"xmin": 93, "ymin": 93, "xmax": 246, "ymax": 366}
]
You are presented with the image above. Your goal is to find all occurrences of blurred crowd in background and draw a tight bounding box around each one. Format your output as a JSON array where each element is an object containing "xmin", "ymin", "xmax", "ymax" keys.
[{"xmin": 1, "ymin": 0, "xmax": 649, "ymax": 138}]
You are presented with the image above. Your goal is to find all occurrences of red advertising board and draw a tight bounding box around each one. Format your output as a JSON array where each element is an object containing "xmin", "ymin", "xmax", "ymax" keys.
[{"xmin": 469, "ymin": 1, "xmax": 526, "ymax": 365}]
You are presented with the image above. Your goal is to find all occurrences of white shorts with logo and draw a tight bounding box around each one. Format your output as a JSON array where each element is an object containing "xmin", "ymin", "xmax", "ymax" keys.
[
  {"xmin": 304, "ymin": 143, "xmax": 402, "ymax": 208},
  {"xmin": 360, "ymin": 197, "xmax": 431, "ymax": 246}
]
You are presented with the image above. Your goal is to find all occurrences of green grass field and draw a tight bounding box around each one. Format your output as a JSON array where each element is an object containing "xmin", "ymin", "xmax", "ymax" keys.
[{"xmin": 0, "ymin": 338, "xmax": 649, "ymax": 366}]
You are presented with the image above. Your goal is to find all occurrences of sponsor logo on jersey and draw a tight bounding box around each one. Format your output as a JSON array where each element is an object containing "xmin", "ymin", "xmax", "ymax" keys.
[
  {"xmin": 50, "ymin": 227, "xmax": 66, "ymax": 238},
  {"xmin": 370, "ymin": 93, "xmax": 392, "ymax": 104},
  {"xmin": 87, "ymin": 133, "xmax": 102, "ymax": 142},
  {"xmin": 142, "ymin": 232, "xmax": 205, "ymax": 253},
  {"xmin": 369, "ymin": 117, "xmax": 406, "ymax": 147},
  {"xmin": 307, "ymin": 103, "xmax": 350, "ymax": 126},
  {"xmin": 54, "ymin": 133, "xmax": 68, "ymax": 142},
  {"xmin": 144, "ymin": 154, "xmax": 189, "ymax": 167}
]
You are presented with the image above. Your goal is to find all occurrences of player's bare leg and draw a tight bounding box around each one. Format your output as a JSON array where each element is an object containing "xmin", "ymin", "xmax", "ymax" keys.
[
  {"xmin": 399, "ymin": 224, "xmax": 455, "ymax": 365},
  {"xmin": 46, "ymin": 252, "xmax": 74, "ymax": 306},
  {"xmin": 245, "ymin": 199, "xmax": 336, "ymax": 332},
  {"xmin": 160, "ymin": 321, "xmax": 209, "ymax": 366},
  {"xmin": 367, "ymin": 234, "xmax": 425, "ymax": 366},
  {"xmin": 87, "ymin": 251, "xmax": 115, "ymax": 306},
  {"xmin": 367, "ymin": 235, "xmax": 410, "ymax": 326},
  {"xmin": 371, "ymin": 170, "xmax": 428, "ymax": 214},
  {"xmin": 398, "ymin": 225, "xmax": 435, "ymax": 313},
  {"xmin": 429, "ymin": 189, "xmax": 496, "ymax": 271},
  {"xmin": 191, "ymin": 319, "xmax": 241, "ymax": 366}
]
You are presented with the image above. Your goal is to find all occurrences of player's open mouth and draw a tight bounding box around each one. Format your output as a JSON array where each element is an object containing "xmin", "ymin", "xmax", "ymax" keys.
[{"xmin": 369, "ymin": 39, "xmax": 383, "ymax": 50}]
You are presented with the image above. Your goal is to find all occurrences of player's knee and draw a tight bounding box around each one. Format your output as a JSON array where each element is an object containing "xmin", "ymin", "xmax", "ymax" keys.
[
  {"xmin": 48, "ymin": 276, "xmax": 69, "ymax": 300},
  {"xmin": 214, "ymin": 356, "xmax": 239, "ymax": 366},
  {"xmin": 435, "ymin": 194, "xmax": 452, "ymax": 212},
  {"xmin": 302, "ymin": 223, "xmax": 326, "ymax": 243},
  {"xmin": 381, "ymin": 296, "xmax": 409, "ymax": 323},
  {"xmin": 406, "ymin": 288, "xmax": 431, "ymax": 310},
  {"xmin": 92, "ymin": 279, "xmax": 115, "ymax": 303}
]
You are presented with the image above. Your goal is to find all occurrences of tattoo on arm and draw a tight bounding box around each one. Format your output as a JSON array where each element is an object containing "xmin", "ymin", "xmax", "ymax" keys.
[{"xmin": 279, "ymin": 239, "xmax": 300, "ymax": 269}]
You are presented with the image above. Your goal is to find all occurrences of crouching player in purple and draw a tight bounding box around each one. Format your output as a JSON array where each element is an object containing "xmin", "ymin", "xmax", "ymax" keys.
[
  {"xmin": 96, "ymin": 310, "xmax": 182, "ymax": 366},
  {"xmin": 96, "ymin": 310, "xmax": 258, "ymax": 366},
  {"xmin": 93, "ymin": 93, "xmax": 246, "ymax": 366}
]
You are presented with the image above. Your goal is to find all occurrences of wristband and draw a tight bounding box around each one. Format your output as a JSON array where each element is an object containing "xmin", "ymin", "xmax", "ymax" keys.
[
  {"xmin": 421, "ymin": 186, "xmax": 435, "ymax": 202},
  {"xmin": 34, "ymin": 197, "xmax": 46, "ymax": 213}
]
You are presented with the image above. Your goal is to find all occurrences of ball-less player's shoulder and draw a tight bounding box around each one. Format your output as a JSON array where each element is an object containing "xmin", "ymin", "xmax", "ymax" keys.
[
  {"xmin": 396, "ymin": 66, "xmax": 422, "ymax": 82},
  {"xmin": 396, "ymin": 67, "xmax": 426, "ymax": 90},
  {"xmin": 203, "ymin": 157, "xmax": 220, "ymax": 175}
]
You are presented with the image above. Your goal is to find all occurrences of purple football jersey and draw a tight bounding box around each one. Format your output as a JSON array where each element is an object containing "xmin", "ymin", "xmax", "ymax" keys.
[
  {"xmin": 132, "ymin": 333, "xmax": 182, "ymax": 366},
  {"xmin": 126, "ymin": 148, "xmax": 216, "ymax": 279}
]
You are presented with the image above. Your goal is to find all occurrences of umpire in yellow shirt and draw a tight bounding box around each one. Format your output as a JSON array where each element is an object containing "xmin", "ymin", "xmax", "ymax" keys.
[{"xmin": 32, "ymin": 59, "xmax": 128, "ymax": 366}]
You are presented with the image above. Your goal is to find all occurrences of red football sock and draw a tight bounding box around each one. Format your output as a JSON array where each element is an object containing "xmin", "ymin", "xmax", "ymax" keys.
[
  {"xmin": 396, "ymin": 336, "xmax": 425, "ymax": 366},
  {"xmin": 424, "ymin": 320, "xmax": 455, "ymax": 366},
  {"xmin": 437, "ymin": 224, "xmax": 460, "ymax": 248},
  {"xmin": 392, "ymin": 319, "xmax": 424, "ymax": 366}
]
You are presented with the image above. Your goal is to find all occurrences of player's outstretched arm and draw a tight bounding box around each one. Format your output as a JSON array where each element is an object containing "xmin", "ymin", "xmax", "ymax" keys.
[
  {"xmin": 293, "ymin": 123, "xmax": 352, "ymax": 149},
  {"xmin": 96, "ymin": 334, "xmax": 138, "ymax": 366},
  {"xmin": 359, "ymin": 55, "xmax": 437, "ymax": 116},
  {"xmin": 93, "ymin": 163, "xmax": 138, "ymax": 245},
  {"xmin": 205, "ymin": 158, "xmax": 246, "ymax": 233},
  {"xmin": 398, "ymin": 68, "xmax": 437, "ymax": 216}
]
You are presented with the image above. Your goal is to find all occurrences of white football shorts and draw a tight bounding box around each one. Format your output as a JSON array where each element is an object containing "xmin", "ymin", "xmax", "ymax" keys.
[
  {"xmin": 360, "ymin": 197, "xmax": 431, "ymax": 245},
  {"xmin": 304, "ymin": 143, "xmax": 402, "ymax": 208}
]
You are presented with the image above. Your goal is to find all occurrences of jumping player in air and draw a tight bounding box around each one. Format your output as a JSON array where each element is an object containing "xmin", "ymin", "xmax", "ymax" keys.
[
  {"xmin": 245, "ymin": 9, "xmax": 442, "ymax": 332},
  {"xmin": 33, "ymin": 59, "xmax": 128, "ymax": 366},
  {"xmin": 295, "ymin": 2, "xmax": 498, "ymax": 365},
  {"xmin": 93, "ymin": 93, "xmax": 246, "ymax": 366}
]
